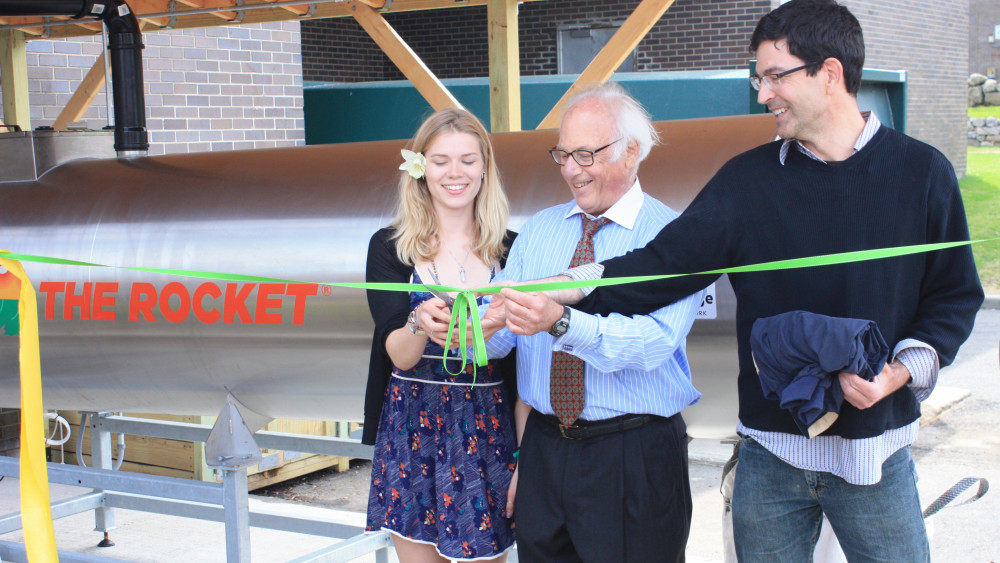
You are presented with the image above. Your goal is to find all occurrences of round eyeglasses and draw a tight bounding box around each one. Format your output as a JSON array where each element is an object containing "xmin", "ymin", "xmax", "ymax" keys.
[
  {"xmin": 549, "ymin": 138, "xmax": 623, "ymax": 167},
  {"xmin": 749, "ymin": 62, "xmax": 819, "ymax": 91}
]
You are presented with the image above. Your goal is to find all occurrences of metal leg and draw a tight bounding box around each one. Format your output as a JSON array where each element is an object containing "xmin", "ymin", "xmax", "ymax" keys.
[
  {"xmin": 221, "ymin": 467, "xmax": 251, "ymax": 563},
  {"xmin": 87, "ymin": 412, "xmax": 116, "ymax": 545}
]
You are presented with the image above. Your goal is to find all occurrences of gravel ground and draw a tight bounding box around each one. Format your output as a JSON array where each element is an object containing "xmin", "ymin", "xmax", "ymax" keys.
[{"xmin": 254, "ymin": 458, "xmax": 373, "ymax": 512}]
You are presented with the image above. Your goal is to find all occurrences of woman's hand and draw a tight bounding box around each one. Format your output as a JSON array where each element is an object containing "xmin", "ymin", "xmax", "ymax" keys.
[
  {"xmin": 427, "ymin": 293, "xmax": 509, "ymax": 350},
  {"xmin": 505, "ymin": 465, "xmax": 518, "ymax": 520},
  {"xmin": 419, "ymin": 297, "xmax": 454, "ymax": 346}
]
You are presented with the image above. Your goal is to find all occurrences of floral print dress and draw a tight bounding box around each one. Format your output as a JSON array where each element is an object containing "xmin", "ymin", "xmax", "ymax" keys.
[{"xmin": 366, "ymin": 272, "xmax": 516, "ymax": 560}]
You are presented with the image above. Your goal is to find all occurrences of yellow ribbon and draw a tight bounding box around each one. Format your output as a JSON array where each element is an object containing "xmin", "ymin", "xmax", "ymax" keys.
[{"xmin": 0, "ymin": 253, "xmax": 58, "ymax": 562}]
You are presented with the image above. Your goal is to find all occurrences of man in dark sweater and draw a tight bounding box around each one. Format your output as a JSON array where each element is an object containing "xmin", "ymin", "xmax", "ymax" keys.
[{"xmin": 498, "ymin": 0, "xmax": 983, "ymax": 561}]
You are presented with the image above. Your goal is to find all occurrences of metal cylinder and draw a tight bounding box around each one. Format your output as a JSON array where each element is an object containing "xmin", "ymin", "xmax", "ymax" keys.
[{"xmin": 0, "ymin": 115, "xmax": 776, "ymax": 431}]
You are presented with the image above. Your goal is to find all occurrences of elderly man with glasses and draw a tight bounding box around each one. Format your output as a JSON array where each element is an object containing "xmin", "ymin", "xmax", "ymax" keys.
[
  {"xmin": 480, "ymin": 82, "xmax": 704, "ymax": 562},
  {"xmin": 504, "ymin": 1, "xmax": 983, "ymax": 561}
]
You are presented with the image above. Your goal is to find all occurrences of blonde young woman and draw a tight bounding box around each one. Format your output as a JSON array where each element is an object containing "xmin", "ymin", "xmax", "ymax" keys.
[{"xmin": 363, "ymin": 108, "xmax": 517, "ymax": 562}]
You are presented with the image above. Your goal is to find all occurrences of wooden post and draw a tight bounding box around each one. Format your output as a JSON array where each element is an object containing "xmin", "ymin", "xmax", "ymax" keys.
[
  {"xmin": 488, "ymin": 0, "xmax": 521, "ymax": 132},
  {"xmin": 536, "ymin": 0, "xmax": 676, "ymax": 130},
  {"xmin": 348, "ymin": 0, "xmax": 461, "ymax": 111},
  {"xmin": 0, "ymin": 30, "xmax": 31, "ymax": 132},
  {"xmin": 54, "ymin": 52, "xmax": 108, "ymax": 131}
]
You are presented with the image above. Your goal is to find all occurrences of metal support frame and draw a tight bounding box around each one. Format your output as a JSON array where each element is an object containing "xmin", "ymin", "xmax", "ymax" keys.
[
  {"xmin": 86, "ymin": 412, "xmax": 116, "ymax": 538},
  {"xmin": 0, "ymin": 411, "xmax": 391, "ymax": 563}
]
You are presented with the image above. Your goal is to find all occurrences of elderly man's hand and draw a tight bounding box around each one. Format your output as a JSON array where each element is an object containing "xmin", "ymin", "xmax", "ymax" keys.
[
  {"xmin": 500, "ymin": 287, "xmax": 565, "ymax": 336},
  {"xmin": 838, "ymin": 360, "xmax": 911, "ymax": 409}
]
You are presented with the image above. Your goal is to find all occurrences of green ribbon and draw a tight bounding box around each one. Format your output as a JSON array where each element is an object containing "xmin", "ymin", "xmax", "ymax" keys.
[{"xmin": 1, "ymin": 237, "xmax": 993, "ymax": 377}]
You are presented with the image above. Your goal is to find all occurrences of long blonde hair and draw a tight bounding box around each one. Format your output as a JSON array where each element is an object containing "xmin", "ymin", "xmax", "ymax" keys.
[{"xmin": 390, "ymin": 107, "xmax": 510, "ymax": 267}]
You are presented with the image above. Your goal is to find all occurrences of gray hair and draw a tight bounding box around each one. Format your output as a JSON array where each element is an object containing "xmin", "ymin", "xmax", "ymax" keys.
[{"xmin": 561, "ymin": 82, "xmax": 660, "ymax": 168}]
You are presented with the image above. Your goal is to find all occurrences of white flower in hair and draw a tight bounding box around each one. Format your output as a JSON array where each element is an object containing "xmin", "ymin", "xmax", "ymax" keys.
[{"xmin": 399, "ymin": 149, "xmax": 426, "ymax": 179}]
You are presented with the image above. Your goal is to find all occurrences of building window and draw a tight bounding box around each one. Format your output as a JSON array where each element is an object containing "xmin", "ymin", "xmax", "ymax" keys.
[{"xmin": 557, "ymin": 23, "xmax": 636, "ymax": 75}]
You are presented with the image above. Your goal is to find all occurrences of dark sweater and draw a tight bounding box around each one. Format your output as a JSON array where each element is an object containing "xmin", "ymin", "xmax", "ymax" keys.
[
  {"xmin": 577, "ymin": 125, "xmax": 984, "ymax": 439},
  {"xmin": 362, "ymin": 227, "xmax": 518, "ymax": 445}
]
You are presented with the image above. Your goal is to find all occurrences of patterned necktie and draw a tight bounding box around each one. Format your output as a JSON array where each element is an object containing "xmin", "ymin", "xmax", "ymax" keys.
[{"xmin": 550, "ymin": 215, "xmax": 610, "ymax": 425}]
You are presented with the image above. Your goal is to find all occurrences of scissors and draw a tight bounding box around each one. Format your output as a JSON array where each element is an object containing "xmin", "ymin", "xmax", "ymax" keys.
[{"xmin": 422, "ymin": 283, "xmax": 455, "ymax": 307}]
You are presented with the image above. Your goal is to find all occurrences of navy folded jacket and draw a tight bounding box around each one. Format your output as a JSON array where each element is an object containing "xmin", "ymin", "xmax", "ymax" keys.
[{"xmin": 750, "ymin": 311, "xmax": 890, "ymax": 438}]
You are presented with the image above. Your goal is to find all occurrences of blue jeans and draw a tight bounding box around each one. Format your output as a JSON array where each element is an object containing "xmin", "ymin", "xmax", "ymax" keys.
[{"xmin": 732, "ymin": 436, "xmax": 929, "ymax": 562}]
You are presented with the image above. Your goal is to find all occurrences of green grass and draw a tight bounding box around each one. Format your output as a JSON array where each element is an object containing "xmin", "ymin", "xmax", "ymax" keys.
[
  {"xmin": 968, "ymin": 105, "xmax": 1000, "ymax": 119},
  {"xmin": 961, "ymin": 146, "xmax": 1000, "ymax": 292}
]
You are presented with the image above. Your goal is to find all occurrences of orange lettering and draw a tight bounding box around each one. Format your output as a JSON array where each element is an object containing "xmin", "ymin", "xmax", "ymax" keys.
[
  {"xmin": 286, "ymin": 283, "xmax": 318, "ymax": 325},
  {"xmin": 129, "ymin": 282, "xmax": 157, "ymax": 321},
  {"xmin": 193, "ymin": 283, "xmax": 222, "ymax": 324},
  {"xmin": 223, "ymin": 283, "xmax": 254, "ymax": 323},
  {"xmin": 63, "ymin": 282, "xmax": 91, "ymax": 320},
  {"xmin": 159, "ymin": 282, "xmax": 191, "ymax": 323},
  {"xmin": 38, "ymin": 282, "xmax": 65, "ymax": 320},
  {"xmin": 254, "ymin": 284, "xmax": 284, "ymax": 325},
  {"xmin": 92, "ymin": 282, "xmax": 118, "ymax": 321}
]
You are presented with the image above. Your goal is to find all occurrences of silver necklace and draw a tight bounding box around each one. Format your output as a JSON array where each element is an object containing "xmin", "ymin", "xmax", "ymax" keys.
[
  {"xmin": 428, "ymin": 261, "xmax": 496, "ymax": 288},
  {"xmin": 438, "ymin": 246, "xmax": 472, "ymax": 283}
]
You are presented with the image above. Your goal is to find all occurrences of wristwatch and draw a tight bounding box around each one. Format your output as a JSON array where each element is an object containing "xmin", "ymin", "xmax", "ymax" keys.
[{"xmin": 549, "ymin": 306, "xmax": 571, "ymax": 337}]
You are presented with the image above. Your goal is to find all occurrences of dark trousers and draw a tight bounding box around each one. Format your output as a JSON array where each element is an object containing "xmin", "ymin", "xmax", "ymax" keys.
[{"xmin": 514, "ymin": 409, "xmax": 692, "ymax": 563}]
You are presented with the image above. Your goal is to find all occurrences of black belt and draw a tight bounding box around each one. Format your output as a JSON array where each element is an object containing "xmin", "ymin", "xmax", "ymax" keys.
[{"xmin": 537, "ymin": 412, "xmax": 656, "ymax": 440}]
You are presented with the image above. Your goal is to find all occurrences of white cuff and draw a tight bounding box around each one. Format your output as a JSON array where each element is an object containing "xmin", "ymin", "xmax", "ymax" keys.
[
  {"xmin": 562, "ymin": 263, "xmax": 604, "ymax": 297},
  {"xmin": 893, "ymin": 339, "xmax": 939, "ymax": 401}
]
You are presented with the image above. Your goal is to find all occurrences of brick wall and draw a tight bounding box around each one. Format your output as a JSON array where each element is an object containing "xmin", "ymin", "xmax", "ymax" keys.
[
  {"xmin": 300, "ymin": 18, "xmax": 387, "ymax": 82},
  {"xmin": 970, "ymin": 0, "xmax": 1000, "ymax": 77},
  {"xmin": 1, "ymin": 21, "xmax": 304, "ymax": 156},
  {"xmin": 300, "ymin": 0, "xmax": 771, "ymax": 82},
  {"xmin": 300, "ymin": 1, "xmax": 967, "ymax": 174},
  {"xmin": 844, "ymin": 0, "xmax": 968, "ymax": 175}
]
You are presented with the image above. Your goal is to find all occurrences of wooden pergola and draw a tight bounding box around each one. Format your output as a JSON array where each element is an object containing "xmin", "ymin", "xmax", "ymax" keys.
[{"xmin": 1, "ymin": 0, "xmax": 676, "ymax": 134}]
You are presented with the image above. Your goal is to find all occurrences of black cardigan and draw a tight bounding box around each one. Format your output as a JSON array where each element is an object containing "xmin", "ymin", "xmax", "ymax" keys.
[
  {"xmin": 578, "ymin": 126, "xmax": 983, "ymax": 439},
  {"xmin": 362, "ymin": 227, "xmax": 518, "ymax": 445}
]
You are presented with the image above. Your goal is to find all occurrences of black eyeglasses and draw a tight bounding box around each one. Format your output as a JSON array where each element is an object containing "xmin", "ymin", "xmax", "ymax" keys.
[
  {"xmin": 549, "ymin": 138, "xmax": 622, "ymax": 167},
  {"xmin": 749, "ymin": 62, "xmax": 819, "ymax": 91}
]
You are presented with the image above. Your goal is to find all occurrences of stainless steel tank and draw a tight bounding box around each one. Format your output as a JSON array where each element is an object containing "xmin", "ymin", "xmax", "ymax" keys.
[{"xmin": 0, "ymin": 114, "xmax": 776, "ymax": 436}]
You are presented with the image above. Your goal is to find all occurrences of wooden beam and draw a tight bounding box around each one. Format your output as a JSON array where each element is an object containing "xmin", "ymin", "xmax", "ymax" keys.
[
  {"xmin": 53, "ymin": 52, "xmax": 108, "ymax": 131},
  {"xmin": 1, "ymin": 1, "xmax": 561, "ymax": 40},
  {"xmin": 487, "ymin": 0, "xmax": 520, "ymax": 132},
  {"xmin": 0, "ymin": 30, "xmax": 31, "ymax": 131},
  {"xmin": 536, "ymin": 0, "xmax": 675, "ymax": 130},
  {"xmin": 0, "ymin": 17, "xmax": 44, "ymax": 36},
  {"xmin": 348, "ymin": 0, "xmax": 461, "ymax": 111},
  {"xmin": 261, "ymin": 0, "xmax": 314, "ymax": 16},
  {"xmin": 173, "ymin": 0, "xmax": 240, "ymax": 21},
  {"xmin": 71, "ymin": 21, "xmax": 106, "ymax": 33},
  {"xmin": 125, "ymin": 0, "xmax": 172, "ymax": 27}
]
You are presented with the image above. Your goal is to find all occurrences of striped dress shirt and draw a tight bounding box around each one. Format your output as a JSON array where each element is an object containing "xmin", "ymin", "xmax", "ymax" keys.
[{"xmin": 488, "ymin": 180, "xmax": 704, "ymax": 421}]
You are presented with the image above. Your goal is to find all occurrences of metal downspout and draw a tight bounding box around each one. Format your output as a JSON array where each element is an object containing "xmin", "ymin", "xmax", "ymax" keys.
[{"xmin": 0, "ymin": 0, "xmax": 149, "ymax": 156}]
